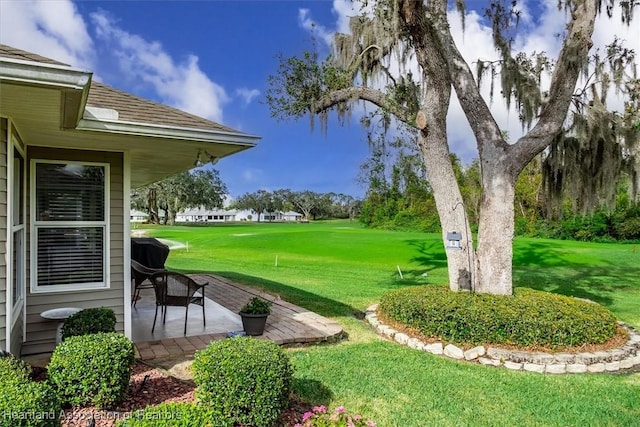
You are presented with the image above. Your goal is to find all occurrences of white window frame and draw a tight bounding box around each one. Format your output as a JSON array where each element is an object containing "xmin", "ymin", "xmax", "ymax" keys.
[
  {"xmin": 30, "ymin": 159, "xmax": 110, "ymax": 293},
  {"xmin": 9, "ymin": 136, "xmax": 26, "ymax": 325}
]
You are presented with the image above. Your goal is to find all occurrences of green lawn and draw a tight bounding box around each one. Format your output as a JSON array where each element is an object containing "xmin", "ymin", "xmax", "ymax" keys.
[{"xmin": 138, "ymin": 220, "xmax": 640, "ymax": 426}]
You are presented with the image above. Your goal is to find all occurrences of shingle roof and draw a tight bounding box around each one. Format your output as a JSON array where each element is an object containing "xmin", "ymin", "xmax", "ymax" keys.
[
  {"xmin": 0, "ymin": 44, "xmax": 69, "ymax": 66},
  {"xmin": 0, "ymin": 44, "xmax": 243, "ymax": 134},
  {"xmin": 86, "ymin": 81, "xmax": 238, "ymax": 132}
]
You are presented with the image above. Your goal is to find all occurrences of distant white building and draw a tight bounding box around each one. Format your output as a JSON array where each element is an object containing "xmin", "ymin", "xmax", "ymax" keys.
[
  {"xmin": 176, "ymin": 208, "xmax": 237, "ymax": 223},
  {"xmin": 282, "ymin": 211, "xmax": 304, "ymax": 221},
  {"xmin": 130, "ymin": 209, "xmax": 149, "ymax": 223},
  {"xmin": 235, "ymin": 210, "xmax": 303, "ymax": 222}
]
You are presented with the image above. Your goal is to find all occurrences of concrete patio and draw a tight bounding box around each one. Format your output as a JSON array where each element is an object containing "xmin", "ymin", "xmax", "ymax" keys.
[{"xmin": 132, "ymin": 274, "xmax": 343, "ymax": 361}]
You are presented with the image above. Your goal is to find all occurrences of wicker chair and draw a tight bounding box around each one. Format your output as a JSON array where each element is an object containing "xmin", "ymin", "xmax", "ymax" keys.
[
  {"xmin": 150, "ymin": 271, "xmax": 208, "ymax": 335},
  {"xmin": 131, "ymin": 259, "xmax": 165, "ymax": 307}
]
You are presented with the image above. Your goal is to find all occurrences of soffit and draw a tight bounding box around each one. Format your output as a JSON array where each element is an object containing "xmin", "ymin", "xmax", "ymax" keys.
[{"xmin": 1, "ymin": 83, "xmax": 254, "ymax": 187}]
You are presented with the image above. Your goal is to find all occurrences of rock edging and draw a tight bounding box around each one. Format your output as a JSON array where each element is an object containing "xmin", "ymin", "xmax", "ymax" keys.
[{"xmin": 364, "ymin": 304, "xmax": 640, "ymax": 374}]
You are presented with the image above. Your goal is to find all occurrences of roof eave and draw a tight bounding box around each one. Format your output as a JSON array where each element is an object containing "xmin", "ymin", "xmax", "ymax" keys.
[
  {"xmin": 0, "ymin": 57, "xmax": 92, "ymax": 129},
  {"xmin": 76, "ymin": 117, "xmax": 261, "ymax": 146}
]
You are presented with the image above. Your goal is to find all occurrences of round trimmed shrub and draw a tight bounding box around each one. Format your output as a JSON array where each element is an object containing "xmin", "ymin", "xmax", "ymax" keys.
[
  {"xmin": 48, "ymin": 332, "xmax": 135, "ymax": 408},
  {"xmin": 116, "ymin": 402, "xmax": 230, "ymax": 427},
  {"xmin": 192, "ymin": 337, "xmax": 293, "ymax": 427},
  {"xmin": 0, "ymin": 354, "xmax": 31, "ymax": 383},
  {"xmin": 61, "ymin": 307, "xmax": 116, "ymax": 340},
  {"xmin": 0, "ymin": 356, "xmax": 60, "ymax": 427},
  {"xmin": 378, "ymin": 286, "xmax": 618, "ymax": 348}
]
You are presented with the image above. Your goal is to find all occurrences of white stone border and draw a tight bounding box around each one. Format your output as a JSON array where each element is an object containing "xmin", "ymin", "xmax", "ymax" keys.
[{"xmin": 365, "ymin": 304, "xmax": 640, "ymax": 374}]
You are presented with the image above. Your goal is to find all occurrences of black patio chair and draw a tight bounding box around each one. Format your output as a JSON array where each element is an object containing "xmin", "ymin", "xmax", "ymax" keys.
[
  {"xmin": 131, "ymin": 259, "xmax": 166, "ymax": 307},
  {"xmin": 150, "ymin": 271, "xmax": 208, "ymax": 335}
]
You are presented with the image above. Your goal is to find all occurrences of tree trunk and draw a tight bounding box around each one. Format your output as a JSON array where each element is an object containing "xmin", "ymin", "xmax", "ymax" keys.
[
  {"xmin": 475, "ymin": 155, "xmax": 516, "ymax": 295},
  {"xmin": 417, "ymin": 130, "xmax": 474, "ymax": 291},
  {"xmin": 403, "ymin": 0, "xmax": 475, "ymax": 292}
]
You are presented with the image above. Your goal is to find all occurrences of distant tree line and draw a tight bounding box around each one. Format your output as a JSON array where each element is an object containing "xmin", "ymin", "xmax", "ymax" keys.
[
  {"xmin": 131, "ymin": 168, "xmax": 362, "ymax": 225},
  {"xmin": 231, "ymin": 189, "xmax": 362, "ymax": 222},
  {"xmin": 131, "ymin": 169, "xmax": 227, "ymax": 226},
  {"xmin": 357, "ymin": 128, "xmax": 640, "ymax": 242}
]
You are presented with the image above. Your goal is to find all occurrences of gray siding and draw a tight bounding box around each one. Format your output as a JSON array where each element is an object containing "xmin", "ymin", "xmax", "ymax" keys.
[
  {"xmin": 0, "ymin": 118, "xmax": 6, "ymax": 352},
  {"xmin": 10, "ymin": 312, "xmax": 22, "ymax": 354},
  {"xmin": 22, "ymin": 148, "xmax": 124, "ymax": 355}
]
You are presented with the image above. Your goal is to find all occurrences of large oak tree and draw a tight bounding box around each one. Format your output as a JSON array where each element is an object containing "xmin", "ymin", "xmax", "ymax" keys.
[{"xmin": 267, "ymin": 0, "xmax": 638, "ymax": 295}]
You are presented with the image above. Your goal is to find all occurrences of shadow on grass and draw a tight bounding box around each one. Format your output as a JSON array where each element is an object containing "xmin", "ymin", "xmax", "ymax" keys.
[
  {"xmin": 183, "ymin": 269, "xmax": 364, "ymax": 319},
  {"xmin": 405, "ymin": 239, "xmax": 447, "ymax": 270},
  {"xmin": 514, "ymin": 240, "xmax": 579, "ymax": 268},
  {"xmin": 513, "ymin": 241, "xmax": 638, "ymax": 309},
  {"xmin": 292, "ymin": 378, "xmax": 333, "ymax": 407},
  {"xmin": 403, "ymin": 236, "xmax": 637, "ymax": 312},
  {"xmin": 514, "ymin": 264, "xmax": 637, "ymax": 308},
  {"xmin": 384, "ymin": 239, "xmax": 449, "ymax": 286}
]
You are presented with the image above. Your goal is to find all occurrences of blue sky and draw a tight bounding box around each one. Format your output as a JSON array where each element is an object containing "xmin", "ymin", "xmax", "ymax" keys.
[{"xmin": 1, "ymin": 1, "xmax": 638, "ymax": 200}]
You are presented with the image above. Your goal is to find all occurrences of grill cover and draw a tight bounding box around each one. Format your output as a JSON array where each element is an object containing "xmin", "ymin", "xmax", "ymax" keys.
[{"xmin": 131, "ymin": 237, "xmax": 170, "ymax": 269}]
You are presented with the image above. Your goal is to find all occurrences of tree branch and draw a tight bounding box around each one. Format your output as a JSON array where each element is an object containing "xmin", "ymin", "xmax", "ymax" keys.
[
  {"xmin": 511, "ymin": 1, "xmax": 597, "ymax": 167},
  {"xmin": 422, "ymin": 0, "xmax": 509, "ymax": 156},
  {"xmin": 310, "ymin": 86, "xmax": 414, "ymax": 125}
]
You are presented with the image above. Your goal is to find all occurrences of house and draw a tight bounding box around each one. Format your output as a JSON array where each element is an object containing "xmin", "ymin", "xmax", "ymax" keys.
[
  {"xmin": 0, "ymin": 44, "xmax": 259, "ymax": 355},
  {"xmin": 176, "ymin": 207, "xmax": 237, "ymax": 222},
  {"xmin": 235, "ymin": 210, "xmax": 304, "ymax": 222},
  {"xmin": 130, "ymin": 209, "xmax": 149, "ymax": 223},
  {"xmin": 282, "ymin": 211, "xmax": 304, "ymax": 221}
]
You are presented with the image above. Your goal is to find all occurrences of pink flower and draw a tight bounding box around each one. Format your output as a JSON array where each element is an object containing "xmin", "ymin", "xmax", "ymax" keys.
[
  {"xmin": 353, "ymin": 415, "xmax": 362, "ymax": 421},
  {"xmin": 366, "ymin": 421, "xmax": 377, "ymax": 427},
  {"xmin": 335, "ymin": 406, "xmax": 346, "ymax": 414},
  {"xmin": 294, "ymin": 424, "xmax": 302, "ymax": 427},
  {"xmin": 313, "ymin": 405, "xmax": 327, "ymax": 414},
  {"xmin": 302, "ymin": 411, "xmax": 314, "ymax": 421}
]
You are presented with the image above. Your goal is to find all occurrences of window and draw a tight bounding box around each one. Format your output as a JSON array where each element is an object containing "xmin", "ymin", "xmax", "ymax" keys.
[{"xmin": 31, "ymin": 160, "xmax": 109, "ymax": 292}]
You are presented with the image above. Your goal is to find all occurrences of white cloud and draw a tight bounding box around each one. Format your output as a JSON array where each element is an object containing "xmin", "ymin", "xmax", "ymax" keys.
[
  {"xmin": 0, "ymin": 1, "xmax": 231, "ymax": 123},
  {"xmin": 91, "ymin": 10, "xmax": 229, "ymax": 122},
  {"xmin": 236, "ymin": 88, "xmax": 261, "ymax": 106},
  {"xmin": 331, "ymin": 0, "xmax": 362, "ymax": 34},
  {"xmin": 0, "ymin": 0, "xmax": 94, "ymax": 69},
  {"xmin": 298, "ymin": 9, "xmax": 334, "ymax": 47}
]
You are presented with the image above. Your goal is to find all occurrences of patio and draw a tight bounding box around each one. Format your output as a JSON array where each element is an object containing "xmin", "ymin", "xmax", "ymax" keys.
[{"xmin": 132, "ymin": 274, "xmax": 343, "ymax": 361}]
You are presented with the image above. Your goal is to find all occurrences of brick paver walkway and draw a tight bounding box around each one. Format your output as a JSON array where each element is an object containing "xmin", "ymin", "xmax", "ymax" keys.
[{"xmin": 134, "ymin": 274, "xmax": 343, "ymax": 361}]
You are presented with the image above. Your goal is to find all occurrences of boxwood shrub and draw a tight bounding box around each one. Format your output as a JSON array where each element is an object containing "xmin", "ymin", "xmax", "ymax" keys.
[
  {"xmin": 378, "ymin": 286, "xmax": 618, "ymax": 348},
  {"xmin": 47, "ymin": 332, "xmax": 135, "ymax": 408},
  {"xmin": 115, "ymin": 402, "xmax": 230, "ymax": 427},
  {"xmin": 0, "ymin": 354, "xmax": 31, "ymax": 383},
  {"xmin": 192, "ymin": 337, "xmax": 293, "ymax": 427},
  {"xmin": 0, "ymin": 356, "xmax": 60, "ymax": 427},
  {"xmin": 61, "ymin": 307, "xmax": 116, "ymax": 341}
]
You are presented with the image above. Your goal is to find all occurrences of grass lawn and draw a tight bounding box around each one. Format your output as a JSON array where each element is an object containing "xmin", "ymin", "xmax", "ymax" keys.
[{"xmin": 137, "ymin": 220, "xmax": 640, "ymax": 426}]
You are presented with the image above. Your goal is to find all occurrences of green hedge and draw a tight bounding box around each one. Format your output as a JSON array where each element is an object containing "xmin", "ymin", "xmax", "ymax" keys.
[
  {"xmin": 48, "ymin": 332, "xmax": 134, "ymax": 408},
  {"xmin": 193, "ymin": 337, "xmax": 293, "ymax": 427},
  {"xmin": 0, "ymin": 356, "xmax": 60, "ymax": 427},
  {"xmin": 378, "ymin": 286, "xmax": 618, "ymax": 348},
  {"xmin": 116, "ymin": 402, "xmax": 230, "ymax": 427},
  {"xmin": 0, "ymin": 355, "xmax": 31, "ymax": 384},
  {"xmin": 61, "ymin": 307, "xmax": 116, "ymax": 340}
]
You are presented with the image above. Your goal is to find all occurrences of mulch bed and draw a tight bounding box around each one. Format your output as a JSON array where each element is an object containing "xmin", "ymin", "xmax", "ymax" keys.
[{"xmin": 33, "ymin": 363, "xmax": 309, "ymax": 427}]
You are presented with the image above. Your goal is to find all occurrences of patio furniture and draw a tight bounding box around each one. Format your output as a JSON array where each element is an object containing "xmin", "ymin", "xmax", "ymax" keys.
[
  {"xmin": 131, "ymin": 259, "xmax": 166, "ymax": 307},
  {"xmin": 150, "ymin": 271, "xmax": 208, "ymax": 335}
]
